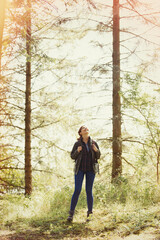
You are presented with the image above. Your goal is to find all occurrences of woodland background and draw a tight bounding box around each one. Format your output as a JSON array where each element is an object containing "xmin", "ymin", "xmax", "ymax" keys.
[{"xmin": 0, "ymin": 0, "xmax": 160, "ymax": 239}]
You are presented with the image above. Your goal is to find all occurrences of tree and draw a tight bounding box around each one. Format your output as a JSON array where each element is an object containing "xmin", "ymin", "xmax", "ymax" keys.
[
  {"xmin": 25, "ymin": 0, "xmax": 32, "ymax": 195},
  {"xmin": 0, "ymin": 0, "xmax": 7, "ymax": 129},
  {"xmin": 0, "ymin": 0, "xmax": 91, "ymax": 193},
  {"xmin": 0, "ymin": 0, "xmax": 6, "ymax": 74},
  {"xmin": 112, "ymin": 0, "xmax": 122, "ymax": 180}
]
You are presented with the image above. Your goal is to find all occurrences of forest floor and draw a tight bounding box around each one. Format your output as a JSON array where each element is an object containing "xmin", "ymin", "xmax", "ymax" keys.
[
  {"xmin": 1, "ymin": 182, "xmax": 160, "ymax": 240},
  {"xmin": 0, "ymin": 225, "xmax": 160, "ymax": 240},
  {"xmin": 1, "ymin": 207, "xmax": 160, "ymax": 240}
]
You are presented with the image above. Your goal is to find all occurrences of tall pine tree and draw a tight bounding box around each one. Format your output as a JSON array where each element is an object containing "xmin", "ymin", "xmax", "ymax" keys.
[
  {"xmin": 25, "ymin": 0, "xmax": 32, "ymax": 195},
  {"xmin": 112, "ymin": 0, "xmax": 122, "ymax": 180}
]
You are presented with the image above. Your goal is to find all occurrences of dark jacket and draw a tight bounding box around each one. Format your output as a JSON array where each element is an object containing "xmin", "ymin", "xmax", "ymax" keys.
[{"xmin": 70, "ymin": 136, "xmax": 101, "ymax": 175}]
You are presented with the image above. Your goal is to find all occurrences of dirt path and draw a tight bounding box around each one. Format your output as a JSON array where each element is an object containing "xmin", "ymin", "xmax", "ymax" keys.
[{"xmin": 0, "ymin": 227, "xmax": 160, "ymax": 240}]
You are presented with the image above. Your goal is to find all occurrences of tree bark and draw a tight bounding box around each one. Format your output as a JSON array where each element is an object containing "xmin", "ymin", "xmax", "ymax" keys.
[
  {"xmin": 112, "ymin": 0, "xmax": 122, "ymax": 180},
  {"xmin": 25, "ymin": 0, "xmax": 32, "ymax": 195},
  {"xmin": 0, "ymin": 0, "xmax": 6, "ymax": 74}
]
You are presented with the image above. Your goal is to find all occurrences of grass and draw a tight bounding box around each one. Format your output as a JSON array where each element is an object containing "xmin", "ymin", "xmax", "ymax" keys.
[{"xmin": 1, "ymin": 174, "xmax": 160, "ymax": 239}]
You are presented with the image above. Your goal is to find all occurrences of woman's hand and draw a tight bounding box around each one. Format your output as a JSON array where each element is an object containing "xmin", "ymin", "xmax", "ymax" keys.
[
  {"xmin": 92, "ymin": 144, "xmax": 98, "ymax": 152},
  {"xmin": 77, "ymin": 146, "xmax": 82, "ymax": 152}
]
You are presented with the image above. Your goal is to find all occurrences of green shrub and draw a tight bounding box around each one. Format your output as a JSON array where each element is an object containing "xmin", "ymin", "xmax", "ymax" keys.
[{"xmin": 94, "ymin": 176, "xmax": 160, "ymax": 206}]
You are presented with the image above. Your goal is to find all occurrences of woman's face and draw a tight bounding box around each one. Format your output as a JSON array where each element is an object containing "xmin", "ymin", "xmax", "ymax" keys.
[{"xmin": 80, "ymin": 126, "xmax": 89, "ymax": 137}]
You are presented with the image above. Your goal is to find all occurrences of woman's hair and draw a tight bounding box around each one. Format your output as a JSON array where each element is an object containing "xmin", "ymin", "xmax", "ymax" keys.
[{"xmin": 77, "ymin": 125, "xmax": 85, "ymax": 140}]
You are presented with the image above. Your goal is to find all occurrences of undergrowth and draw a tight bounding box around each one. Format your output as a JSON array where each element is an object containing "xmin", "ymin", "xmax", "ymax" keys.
[{"xmin": 0, "ymin": 174, "xmax": 160, "ymax": 238}]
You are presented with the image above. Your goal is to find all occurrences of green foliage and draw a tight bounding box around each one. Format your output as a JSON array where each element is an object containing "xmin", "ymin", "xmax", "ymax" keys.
[
  {"xmin": 94, "ymin": 176, "xmax": 160, "ymax": 206},
  {"xmin": 124, "ymin": 72, "xmax": 142, "ymax": 100},
  {"xmin": 121, "ymin": 70, "xmax": 160, "ymax": 184}
]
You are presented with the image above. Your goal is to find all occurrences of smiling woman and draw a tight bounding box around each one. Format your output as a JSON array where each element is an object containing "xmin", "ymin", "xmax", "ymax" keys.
[{"xmin": 67, "ymin": 125, "xmax": 101, "ymax": 222}]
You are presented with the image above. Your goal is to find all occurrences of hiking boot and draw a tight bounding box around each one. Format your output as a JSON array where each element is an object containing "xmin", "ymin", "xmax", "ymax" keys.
[
  {"xmin": 86, "ymin": 211, "xmax": 93, "ymax": 222},
  {"xmin": 67, "ymin": 210, "xmax": 74, "ymax": 222}
]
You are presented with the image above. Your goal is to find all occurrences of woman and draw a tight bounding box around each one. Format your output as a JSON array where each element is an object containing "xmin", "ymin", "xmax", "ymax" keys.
[{"xmin": 67, "ymin": 125, "xmax": 101, "ymax": 222}]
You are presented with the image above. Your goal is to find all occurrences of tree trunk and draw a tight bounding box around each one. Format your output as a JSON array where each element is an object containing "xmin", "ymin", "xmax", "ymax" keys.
[
  {"xmin": 25, "ymin": 0, "xmax": 32, "ymax": 195},
  {"xmin": 0, "ymin": 0, "xmax": 6, "ymax": 74},
  {"xmin": 157, "ymin": 147, "xmax": 160, "ymax": 184},
  {"xmin": 112, "ymin": 0, "xmax": 122, "ymax": 180}
]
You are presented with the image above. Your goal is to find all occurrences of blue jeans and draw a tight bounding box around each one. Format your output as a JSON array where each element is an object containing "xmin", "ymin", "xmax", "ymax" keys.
[{"xmin": 70, "ymin": 170, "xmax": 95, "ymax": 212}]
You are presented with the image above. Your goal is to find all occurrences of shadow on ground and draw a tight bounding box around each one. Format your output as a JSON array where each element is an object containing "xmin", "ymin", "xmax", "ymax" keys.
[{"xmin": 0, "ymin": 226, "xmax": 160, "ymax": 240}]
